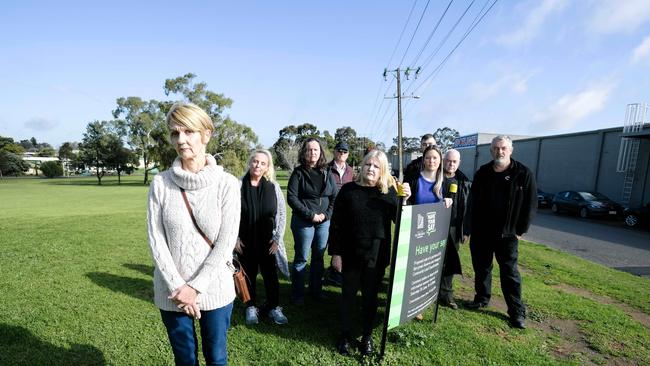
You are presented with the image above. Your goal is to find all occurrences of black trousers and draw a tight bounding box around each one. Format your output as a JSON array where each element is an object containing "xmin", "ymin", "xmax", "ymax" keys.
[
  {"xmin": 470, "ymin": 235, "xmax": 525, "ymax": 318},
  {"xmin": 240, "ymin": 243, "xmax": 279, "ymax": 311},
  {"xmin": 439, "ymin": 227, "xmax": 460, "ymax": 302},
  {"xmin": 340, "ymin": 262, "xmax": 386, "ymax": 338}
]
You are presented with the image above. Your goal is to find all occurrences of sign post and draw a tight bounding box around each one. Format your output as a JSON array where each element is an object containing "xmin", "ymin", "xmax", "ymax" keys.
[{"xmin": 380, "ymin": 202, "xmax": 451, "ymax": 359}]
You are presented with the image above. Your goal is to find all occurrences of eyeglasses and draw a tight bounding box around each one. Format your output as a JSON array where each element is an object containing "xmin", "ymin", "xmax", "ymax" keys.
[{"xmin": 337, "ymin": 150, "xmax": 348, "ymax": 153}]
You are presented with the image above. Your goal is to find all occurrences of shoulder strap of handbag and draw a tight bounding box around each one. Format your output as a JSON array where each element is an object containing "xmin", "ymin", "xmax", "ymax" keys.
[{"xmin": 180, "ymin": 187, "xmax": 214, "ymax": 249}]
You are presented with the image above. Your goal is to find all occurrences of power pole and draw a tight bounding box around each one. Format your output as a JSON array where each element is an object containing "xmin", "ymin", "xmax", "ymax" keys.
[{"xmin": 384, "ymin": 67, "xmax": 420, "ymax": 181}]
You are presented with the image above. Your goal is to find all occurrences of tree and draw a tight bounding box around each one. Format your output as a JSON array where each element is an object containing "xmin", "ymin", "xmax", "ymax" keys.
[
  {"xmin": 112, "ymin": 97, "xmax": 164, "ymax": 185},
  {"xmin": 105, "ymin": 134, "xmax": 139, "ymax": 184},
  {"xmin": 79, "ymin": 121, "xmax": 112, "ymax": 185},
  {"xmin": 40, "ymin": 161, "xmax": 63, "ymax": 178},
  {"xmin": 58, "ymin": 142, "xmax": 77, "ymax": 176},
  {"xmin": 322, "ymin": 130, "xmax": 335, "ymax": 151},
  {"xmin": 163, "ymin": 73, "xmax": 259, "ymax": 175},
  {"xmin": 390, "ymin": 136, "xmax": 420, "ymax": 154},
  {"xmin": 19, "ymin": 139, "xmax": 33, "ymax": 150},
  {"xmin": 208, "ymin": 117, "xmax": 258, "ymax": 176},
  {"xmin": 0, "ymin": 151, "xmax": 29, "ymax": 178},
  {"xmin": 434, "ymin": 127, "xmax": 460, "ymax": 152},
  {"xmin": 0, "ymin": 136, "xmax": 29, "ymax": 178},
  {"xmin": 272, "ymin": 123, "xmax": 321, "ymax": 170},
  {"xmin": 37, "ymin": 146, "xmax": 56, "ymax": 157}
]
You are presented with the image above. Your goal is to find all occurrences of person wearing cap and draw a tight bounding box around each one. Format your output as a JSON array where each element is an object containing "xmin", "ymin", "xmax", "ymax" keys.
[
  {"xmin": 324, "ymin": 141, "xmax": 355, "ymax": 287},
  {"xmin": 403, "ymin": 134, "xmax": 437, "ymax": 182},
  {"xmin": 439, "ymin": 149, "xmax": 471, "ymax": 309},
  {"xmin": 329, "ymin": 141, "xmax": 355, "ymax": 190}
]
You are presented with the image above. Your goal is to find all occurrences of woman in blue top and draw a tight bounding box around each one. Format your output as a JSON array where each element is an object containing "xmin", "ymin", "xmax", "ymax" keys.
[
  {"xmin": 406, "ymin": 144, "xmax": 453, "ymax": 207},
  {"xmin": 405, "ymin": 144, "xmax": 453, "ymax": 320}
]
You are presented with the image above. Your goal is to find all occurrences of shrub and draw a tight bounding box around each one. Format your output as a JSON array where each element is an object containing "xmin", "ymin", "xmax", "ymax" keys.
[{"xmin": 40, "ymin": 161, "xmax": 63, "ymax": 178}]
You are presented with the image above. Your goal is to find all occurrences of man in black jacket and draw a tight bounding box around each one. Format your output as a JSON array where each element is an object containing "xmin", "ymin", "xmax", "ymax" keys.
[
  {"xmin": 466, "ymin": 135, "xmax": 536, "ymax": 329},
  {"xmin": 440, "ymin": 149, "xmax": 471, "ymax": 310}
]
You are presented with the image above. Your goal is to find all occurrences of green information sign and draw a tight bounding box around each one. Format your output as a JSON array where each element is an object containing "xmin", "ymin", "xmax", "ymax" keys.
[{"xmin": 386, "ymin": 202, "xmax": 451, "ymax": 330}]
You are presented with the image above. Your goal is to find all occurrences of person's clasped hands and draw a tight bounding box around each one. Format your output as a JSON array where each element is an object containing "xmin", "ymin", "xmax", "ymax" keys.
[{"xmin": 169, "ymin": 284, "xmax": 201, "ymax": 319}]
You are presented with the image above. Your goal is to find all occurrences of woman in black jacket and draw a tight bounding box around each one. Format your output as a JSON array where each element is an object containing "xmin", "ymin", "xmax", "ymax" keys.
[
  {"xmin": 329, "ymin": 150, "xmax": 410, "ymax": 356},
  {"xmin": 287, "ymin": 138, "xmax": 338, "ymax": 304}
]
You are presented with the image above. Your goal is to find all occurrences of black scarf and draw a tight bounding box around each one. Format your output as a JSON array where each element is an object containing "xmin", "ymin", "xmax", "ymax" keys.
[{"xmin": 239, "ymin": 173, "xmax": 277, "ymax": 251}]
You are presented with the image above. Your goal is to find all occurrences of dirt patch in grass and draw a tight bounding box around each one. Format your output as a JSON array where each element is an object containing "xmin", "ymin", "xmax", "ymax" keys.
[
  {"xmin": 555, "ymin": 283, "xmax": 650, "ymax": 329},
  {"xmin": 452, "ymin": 274, "xmax": 636, "ymax": 365},
  {"xmin": 536, "ymin": 318, "xmax": 634, "ymax": 366}
]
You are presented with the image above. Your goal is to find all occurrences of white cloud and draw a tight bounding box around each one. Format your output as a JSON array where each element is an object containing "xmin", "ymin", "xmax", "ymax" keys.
[
  {"xmin": 469, "ymin": 72, "xmax": 535, "ymax": 102},
  {"xmin": 24, "ymin": 117, "xmax": 58, "ymax": 131},
  {"xmin": 532, "ymin": 83, "xmax": 615, "ymax": 131},
  {"xmin": 496, "ymin": 0, "xmax": 568, "ymax": 46},
  {"xmin": 587, "ymin": 0, "xmax": 650, "ymax": 34},
  {"xmin": 631, "ymin": 35, "xmax": 650, "ymax": 63}
]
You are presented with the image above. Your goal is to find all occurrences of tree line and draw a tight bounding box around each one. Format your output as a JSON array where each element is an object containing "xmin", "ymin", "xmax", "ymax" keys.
[{"xmin": 1, "ymin": 72, "xmax": 460, "ymax": 183}]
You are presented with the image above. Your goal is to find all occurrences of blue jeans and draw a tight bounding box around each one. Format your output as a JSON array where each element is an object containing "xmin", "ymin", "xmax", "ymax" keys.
[
  {"xmin": 160, "ymin": 302, "xmax": 233, "ymax": 366},
  {"xmin": 291, "ymin": 216, "xmax": 330, "ymax": 300}
]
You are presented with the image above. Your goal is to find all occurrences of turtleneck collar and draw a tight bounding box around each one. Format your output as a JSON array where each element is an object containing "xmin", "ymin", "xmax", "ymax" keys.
[{"xmin": 170, "ymin": 154, "xmax": 223, "ymax": 191}]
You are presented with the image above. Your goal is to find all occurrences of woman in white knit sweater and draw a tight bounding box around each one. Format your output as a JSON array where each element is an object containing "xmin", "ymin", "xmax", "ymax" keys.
[{"xmin": 147, "ymin": 102, "xmax": 240, "ymax": 366}]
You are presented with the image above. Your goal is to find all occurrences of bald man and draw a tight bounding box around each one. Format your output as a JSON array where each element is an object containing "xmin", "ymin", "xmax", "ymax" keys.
[{"xmin": 439, "ymin": 149, "xmax": 471, "ymax": 309}]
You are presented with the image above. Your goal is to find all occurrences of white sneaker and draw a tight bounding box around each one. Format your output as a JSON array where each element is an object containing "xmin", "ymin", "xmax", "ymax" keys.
[
  {"xmin": 268, "ymin": 306, "xmax": 288, "ymax": 325},
  {"xmin": 245, "ymin": 306, "xmax": 259, "ymax": 325}
]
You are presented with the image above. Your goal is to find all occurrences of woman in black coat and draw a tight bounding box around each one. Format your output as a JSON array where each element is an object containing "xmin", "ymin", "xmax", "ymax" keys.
[{"xmin": 329, "ymin": 150, "xmax": 410, "ymax": 356}]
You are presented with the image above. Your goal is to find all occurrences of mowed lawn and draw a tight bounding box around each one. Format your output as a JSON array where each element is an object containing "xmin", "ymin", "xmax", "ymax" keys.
[{"xmin": 1, "ymin": 174, "xmax": 649, "ymax": 365}]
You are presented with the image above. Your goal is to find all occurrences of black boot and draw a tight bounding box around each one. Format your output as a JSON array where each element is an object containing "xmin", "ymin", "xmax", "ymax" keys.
[
  {"xmin": 359, "ymin": 335, "xmax": 374, "ymax": 356},
  {"xmin": 336, "ymin": 335, "xmax": 351, "ymax": 355}
]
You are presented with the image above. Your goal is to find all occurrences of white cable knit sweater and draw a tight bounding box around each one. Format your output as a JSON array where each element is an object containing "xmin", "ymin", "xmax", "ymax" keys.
[{"xmin": 147, "ymin": 155, "xmax": 240, "ymax": 311}]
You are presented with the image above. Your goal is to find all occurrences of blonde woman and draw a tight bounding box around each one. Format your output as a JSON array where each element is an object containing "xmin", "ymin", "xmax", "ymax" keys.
[
  {"xmin": 235, "ymin": 149, "xmax": 289, "ymax": 325},
  {"xmin": 328, "ymin": 150, "xmax": 410, "ymax": 356},
  {"xmin": 147, "ymin": 102, "xmax": 240, "ymax": 365}
]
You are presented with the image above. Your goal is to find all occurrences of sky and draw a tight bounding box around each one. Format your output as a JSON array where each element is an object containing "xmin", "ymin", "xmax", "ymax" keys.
[{"xmin": 1, "ymin": 0, "xmax": 649, "ymax": 150}]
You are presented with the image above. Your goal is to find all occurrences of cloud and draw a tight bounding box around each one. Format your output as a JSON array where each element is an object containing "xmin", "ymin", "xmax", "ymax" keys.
[
  {"xmin": 496, "ymin": 0, "xmax": 568, "ymax": 46},
  {"xmin": 469, "ymin": 72, "xmax": 535, "ymax": 102},
  {"xmin": 24, "ymin": 117, "xmax": 58, "ymax": 131},
  {"xmin": 631, "ymin": 35, "xmax": 650, "ymax": 63},
  {"xmin": 532, "ymin": 83, "xmax": 615, "ymax": 131},
  {"xmin": 587, "ymin": 0, "xmax": 650, "ymax": 34}
]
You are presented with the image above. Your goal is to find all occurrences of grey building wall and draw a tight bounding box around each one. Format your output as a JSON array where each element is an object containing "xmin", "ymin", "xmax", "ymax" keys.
[{"xmin": 454, "ymin": 128, "xmax": 650, "ymax": 207}]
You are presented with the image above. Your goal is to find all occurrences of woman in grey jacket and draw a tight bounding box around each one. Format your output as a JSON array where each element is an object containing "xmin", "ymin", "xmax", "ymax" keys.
[
  {"xmin": 287, "ymin": 138, "xmax": 338, "ymax": 304},
  {"xmin": 235, "ymin": 149, "xmax": 289, "ymax": 325},
  {"xmin": 147, "ymin": 102, "xmax": 240, "ymax": 366}
]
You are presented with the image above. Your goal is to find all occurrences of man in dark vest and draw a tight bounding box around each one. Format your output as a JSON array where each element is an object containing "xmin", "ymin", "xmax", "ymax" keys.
[
  {"xmin": 404, "ymin": 134, "xmax": 436, "ymax": 182},
  {"xmin": 466, "ymin": 135, "xmax": 536, "ymax": 329},
  {"xmin": 440, "ymin": 148, "xmax": 471, "ymax": 309}
]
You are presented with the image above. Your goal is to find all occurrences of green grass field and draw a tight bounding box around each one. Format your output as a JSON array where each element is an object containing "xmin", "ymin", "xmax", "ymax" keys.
[{"xmin": 1, "ymin": 174, "xmax": 649, "ymax": 365}]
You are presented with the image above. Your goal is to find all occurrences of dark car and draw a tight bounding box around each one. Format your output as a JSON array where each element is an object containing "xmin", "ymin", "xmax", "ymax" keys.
[
  {"xmin": 551, "ymin": 191, "xmax": 623, "ymax": 218},
  {"xmin": 624, "ymin": 203, "xmax": 650, "ymax": 228},
  {"xmin": 537, "ymin": 189, "xmax": 553, "ymax": 208}
]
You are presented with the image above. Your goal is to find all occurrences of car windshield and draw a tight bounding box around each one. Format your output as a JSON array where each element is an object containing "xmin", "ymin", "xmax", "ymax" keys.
[{"xmin": 578, "ymin": 192, "xmax": 608, "ymax": 201}]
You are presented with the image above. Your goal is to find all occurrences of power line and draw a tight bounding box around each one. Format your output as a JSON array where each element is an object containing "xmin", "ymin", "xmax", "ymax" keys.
[
  {"xmin": 402, "ymin": 0, "xmax": 478, "ymax": 97},
  {"xmin": 412, "ymin": 0, "xmax": 498, "ymax": 96},
  {"xmin": 364, "ymin": 0, "xmax": 418, "ymax": 141},
  {"xmin": 408, "ymin": 0, "xmax": 455, "ymax": 67},
  {"xmin": 398, "ymin": 0, "xmax": 432, "ymax": 68},
  {"xmin": 400, "ymin": 0, "xmax": 497, "ymax": 123}
]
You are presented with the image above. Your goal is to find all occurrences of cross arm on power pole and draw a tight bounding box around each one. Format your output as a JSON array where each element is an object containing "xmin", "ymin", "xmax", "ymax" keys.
[{"xmin": 383, "ymin": 67, "xmax": 421, "ymax": 182}]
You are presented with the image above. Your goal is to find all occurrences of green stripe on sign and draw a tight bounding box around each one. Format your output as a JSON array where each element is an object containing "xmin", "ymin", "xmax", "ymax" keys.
[{"xmin": 388, "ymin": 206, "xmax": 412, "ymax": 330}]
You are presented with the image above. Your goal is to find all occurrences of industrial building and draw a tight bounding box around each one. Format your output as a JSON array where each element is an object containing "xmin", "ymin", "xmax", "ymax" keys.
[{"xmin": 454, "ymin": 104, "xmax": 650, "ymax": 208}]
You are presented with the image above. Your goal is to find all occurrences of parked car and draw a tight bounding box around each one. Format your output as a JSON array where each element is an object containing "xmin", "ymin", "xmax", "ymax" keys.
[
  {"xmin": 551, "ymin": 191, "xmax": 623, "ymax": 218},
  {"xmin": 537, "ymin": 189, "xmax": 553, "ymax": 208},
  {"xmin": 623, "ymin": 203, "xmax": 650, "ymax": 228}
]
